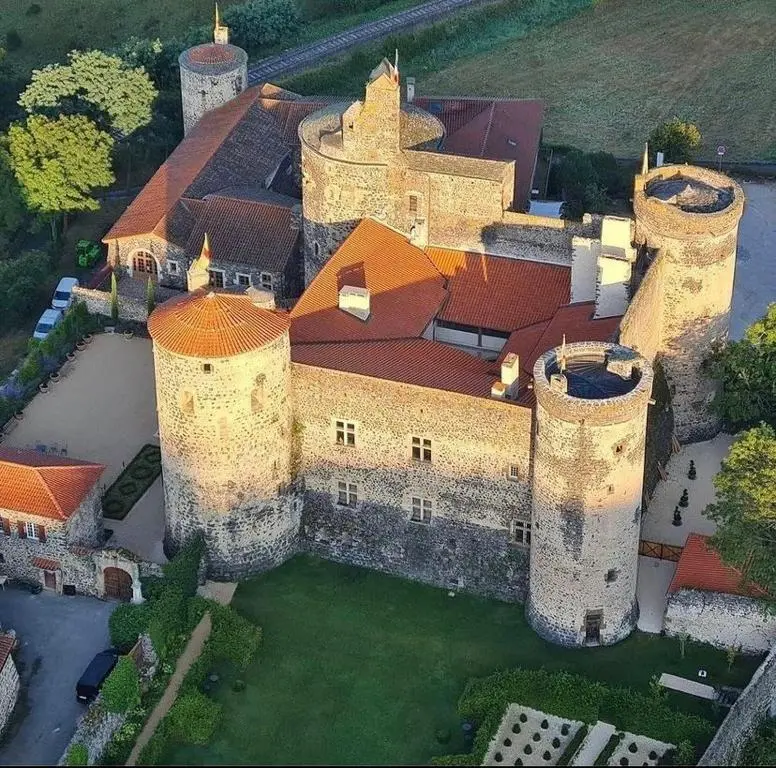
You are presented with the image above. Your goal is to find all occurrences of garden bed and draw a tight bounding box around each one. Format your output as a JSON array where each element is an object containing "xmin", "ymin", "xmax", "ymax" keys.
[{"xmin": 101, "ymin": 444, "xmax": 162, "ymax": 520}]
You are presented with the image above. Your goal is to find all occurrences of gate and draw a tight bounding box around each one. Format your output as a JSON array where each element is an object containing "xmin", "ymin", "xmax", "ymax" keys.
[
  {"xmin": 639, "ymin": 539, "xmax": 683, "ymax": 562},
  {"xmin": 103, "ymin": 566, "xmax": 133, "ymax": 601}
]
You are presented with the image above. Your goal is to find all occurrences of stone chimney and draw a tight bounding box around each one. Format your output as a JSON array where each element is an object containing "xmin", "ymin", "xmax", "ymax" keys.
[
  {"xmin": 491, "ymin": 353, "xmax": 520, "ymax": 399},
  {"xmin": 187, "ymin": 233, "xmax": 212, "ymax": 292},
  {"xmin": 406, "ymin": 76, "xmax": 416, "ymax": 104},
  {"xmin": 338, "ymin": 285, "xmax": 370, "ymax": 321},
  {"xmin": 245, "ymin": 286, "xmax": 275, "ymax": 310}
]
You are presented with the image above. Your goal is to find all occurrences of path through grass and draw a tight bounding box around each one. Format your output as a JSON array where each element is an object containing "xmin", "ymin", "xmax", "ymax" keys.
[{"xmin": 163, "ymin": 555, "xmax": 760, "ymax": 765}]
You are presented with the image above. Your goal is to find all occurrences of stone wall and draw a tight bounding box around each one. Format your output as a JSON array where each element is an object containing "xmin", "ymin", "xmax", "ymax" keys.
[
  {"xmin": 73, "ymin": 283, "xmax": 178, "ymax": 325},
  {"xmin": 154, "ymin": 331, "xmax": 299, "ymax": 579},
  {"xmin": 528, "ymin": 343, "xmax": 654, "ymax": 646},
  {"xmin": 293, "ymin": 363, "xmax": 533, "ymax": 602},
  {"xmin": 698, "ymin": 643, "xmax": 776, "ymax": 766},
  {"xmin": 0, "ymin": 651, "xmax": 19, "ymax": 737},
  {"xmin": 664, "ymin": 589, "xmax": 776, "ymax": 654},
  {"xmin": 619, "ymin": 251, "xmax": 665, "ymax": 366}
]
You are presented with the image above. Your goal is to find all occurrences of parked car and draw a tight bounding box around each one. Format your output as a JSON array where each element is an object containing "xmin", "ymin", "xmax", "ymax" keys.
[
  {"xmin": 76, "ymin": 239, "xmax": 101, "ymax": 268},
  {"xmin": 33, "ymin": 308, "xmax": 63, "ymax": 341},
  {"xmin": 76, "ymin": 648, "xmax": 119, "ymax": 703},
  {"xmin": 52, "ymin": 276, "xmax": 80, "ymax": 310}
]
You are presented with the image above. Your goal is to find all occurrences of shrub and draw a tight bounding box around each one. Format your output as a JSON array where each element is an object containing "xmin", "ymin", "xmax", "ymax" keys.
[
  {"xmin": 167, "ymin": 690, "xmax": 222, "ymax": 745},
  {"xmin": 162, "ymin": 535, "xmax": 204, "ymax": 598},
  {"xmin": 430, "ymin": 755, "xmax": 479, "ymax": 766},
  {"xmin": 5, "ymin": 30, "xmax": 21, "ymax": 51},
  {"xmin": 224, "ymin": 0, "xmax": 300, "ymax": 52},
  {"xmin": 109, "ymin": 602, "xmax": 150, "ymax": 652},
  {"xmin": 209, "ymin": 602, "xmax": 262, "ymax": 669},
  {"xmin": 26, "ymin": 3, "xmax": 41, "ymax": 15},
  {"xmin": 147, "ymin": 585, "xmax": 187, "ymax": 658},
  {"xmin": 65, "ymin": 743, "xmax": 88, "ymax": 765},
  {"xmin": 102, "ymin": 656, "xmax": 140, "ymax": 713},
  {"xmin": 648, "ymin": 118, "xmax": 701, "ymax": 164},
  {"xmin": 137, "ymin": 718, "xmax": 171, "ymax": 766}
]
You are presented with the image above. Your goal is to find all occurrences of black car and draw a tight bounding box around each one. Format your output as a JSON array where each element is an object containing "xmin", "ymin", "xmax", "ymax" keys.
[{"xmin": 76, "ymin": 648, "xmax": 119, "ymax": 703}]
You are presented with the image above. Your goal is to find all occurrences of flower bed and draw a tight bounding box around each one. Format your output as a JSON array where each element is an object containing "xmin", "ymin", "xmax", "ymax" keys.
[{"xmin": 101, "ymin": 444, "xmax": 162, "ymax": 520}]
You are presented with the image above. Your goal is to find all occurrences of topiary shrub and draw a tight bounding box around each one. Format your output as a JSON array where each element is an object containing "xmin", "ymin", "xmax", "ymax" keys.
[
  {"xmin": 109, "ymin": 602, "xmax": 150, "ymax": 652},
  {"xmin": 65, "ymin": 743, "xmax": 88, "ymax": 765},
  {"xmin": 167, "ymin": 690, "xmax": 222, "ymax": 745},
  {"xmin": 208, "ymin": 602, "xmax": 262, "ymax": 670},
  {"xmin": 162, "ymin": 535, "xmax": 204, "ymax": 598},
  {"xmin": 101, "ymin": 656, "xmax": 140, "ymax": 713}
]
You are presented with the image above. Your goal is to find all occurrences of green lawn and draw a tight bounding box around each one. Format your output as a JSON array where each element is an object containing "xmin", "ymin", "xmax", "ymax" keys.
[{"xmin": 163, "ymin": 555, "xmax": 760, "ymax": 765}]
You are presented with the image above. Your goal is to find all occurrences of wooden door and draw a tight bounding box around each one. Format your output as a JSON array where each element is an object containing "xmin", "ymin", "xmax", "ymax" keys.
[{"xmin": 103, "ymin": 567, "xmax": 133, "ymax": 602}]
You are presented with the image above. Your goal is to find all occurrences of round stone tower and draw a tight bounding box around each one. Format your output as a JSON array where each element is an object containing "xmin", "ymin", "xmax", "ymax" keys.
[
  {"xmin": 148, "ymin": 289, "xmax": 298, "ymax": 580},
  {"xmin": 299, "ymin": 58, "xmax": 444, "ymax": 284},
  {"xmin": 632, "ymin": 164, "xmax": 744, "ymax": 443},
  {"xmin": 527, "ymin": 341, "xmax": 654, "ymax": 647},
  {"xmin": 178, "ymin": 15, "xmax": 247, "ymax": 137}
]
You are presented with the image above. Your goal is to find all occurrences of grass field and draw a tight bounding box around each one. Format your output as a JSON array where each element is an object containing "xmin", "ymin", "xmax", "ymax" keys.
[{"xmin": 162, "ymin": 556, "xmax": 760, "ymax": 766}]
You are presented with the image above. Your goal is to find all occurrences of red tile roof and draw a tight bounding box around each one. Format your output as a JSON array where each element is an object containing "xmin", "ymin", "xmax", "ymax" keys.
[
  {"xmin": 293, "ymin": 338, "xmax": 497, "ymax": 400},
  {"xmin": 669, "ymin": 533, "xmax": 769, "ymax": 598},
  {"xmin": 0, "ymin": 634, "xmax": 14, "ymax": 671},
  {"xmin": 427, "ymin": 247, "xmax": 569, "ymax": 332},
  {"xmin": 0, "ymin": 448, "xmax": 104, "ymax": 521},
  {"xmin": 31, "ymin": 556, "xmax": 61, "ymax": 571},
  {"xmin": 149, "ymin": 289, "xmax": 290, "ymax": 358},
  {"xmin": 290, "ymin": 219, "xmax": 447, "ymax": 344},
  {"xmin": 415, "ymin": 97, "xmax": 544, "ymax": 211}
]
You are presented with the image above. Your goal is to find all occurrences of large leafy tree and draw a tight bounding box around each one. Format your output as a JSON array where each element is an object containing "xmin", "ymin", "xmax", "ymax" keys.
[
  {"xmin": 0, "ymin": 137, "xmax": 27, "ymax": 249},
  {"xmin": 8, "ymin": 114, "xmax": 114, "ymax": 236},
  {"xmin": 648, "ymin": 118, "xmax": 701, "ymax": 164},
  {"xmin": 707, "ymin": 303, "xmax": 776, "ymax": 431},
  {"xmin": 707, "ymin": 424, "xmax": 776, "ymax": 596},
  {"xmin": 18, "ymin": 49, "xmax": 156, "ymax": 138}
]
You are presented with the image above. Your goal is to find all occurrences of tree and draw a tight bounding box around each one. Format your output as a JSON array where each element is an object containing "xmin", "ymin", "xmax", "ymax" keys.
[
  {"xmin": 557, "ymin": 149, "xmax": 611, "ymax": 220},
  {"xmin": 0, "ymin": 136, "xmax": 27, "ymax": 249},
  {"xmin": 648, "ymin": 118, "xmax": 701, "ymax": 164},
  {"xmin": 19, "ymin": 50, "xmax": 157, "ymax": 139},
  {"xmin": 110, "ymin": 270, "xmax": 119, "ymax": 325},
  {"xmin": 146, "ymin": 276, "xmax": 156, "ymax": 316},
  {"xmin": 224, "ymin": 0, "xmax": 300, "ymax": 51},
  {"xmin": 707, "ymin": 424, "xmax": 776, "ymax": 596},
  {"xmin": 8, "ymin": 114, "xmax": 114, "ymax": 237},
  {"xmin": 706, "ymin": 303, "xmax": 776, "ymax": 432}
]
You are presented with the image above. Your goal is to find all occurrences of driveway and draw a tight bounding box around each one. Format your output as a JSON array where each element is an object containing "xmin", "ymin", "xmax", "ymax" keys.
[{"xmin": 0, "ymin": 588, "xmax": 114, "ymax": 766}]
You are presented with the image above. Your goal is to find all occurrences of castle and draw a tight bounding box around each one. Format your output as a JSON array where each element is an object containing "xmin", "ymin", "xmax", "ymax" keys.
[{"xmin": 103, "ymin": 19, "xmax": 745, "ymax": 648}]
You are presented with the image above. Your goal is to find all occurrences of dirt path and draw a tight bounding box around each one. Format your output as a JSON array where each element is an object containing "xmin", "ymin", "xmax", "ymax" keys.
[
  {"xmin": 247, "ymin": 0, "xmax": 493, "ymax": 85},
  {"xmin": 125, "ymin": 613, "xmax": 212, "ymax": 766}
]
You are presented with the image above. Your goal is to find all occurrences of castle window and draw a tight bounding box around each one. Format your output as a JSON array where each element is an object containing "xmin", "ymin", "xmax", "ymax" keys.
[
  {"xmin": 335, "ymin": 420, "xmax": 356, "ymax": 446},
  {"xmin": 605, "ymin": 569, "xmax": 619, "ymax": 583},
  {"xmin": 409, "ymin": 194, "xmax": 419, "ymax": 215},
  {"xmin": 203, "ymin": 363, "xmax": 212, "ymax": 374},
  {"xmin": 260, "ymin": 272, "xmax": 274, "ymax": 291},
  {"xmin": 313, "ymin": 241, "xmax": 321, "ymax": 259},
  {"xmin": 236, "ymin": 273, "xmax": 251, "ymax": 288},
  {"xmin": 218, "ymin": 416, "xmax": 229, "ymax": 440},
  {"xmin": 25, "ymin": 521, "xmax": 39, "ymax": 540},
  {"xmin": 410, "ymin": 497, "xmax": 432, "ymax": 524},
  {"xmin": 251, "ymin": 376, "xmax": 265, "ymax": 414},
  {"xmin": 179, "ymin": 390, "xmax": 195, "ymax": 416},
  {"xmin": 337, "ymin": 481, "xmax": 358, "ymax": 507},
  {"xmin": 132, "ymin": 251, "xmax": 158, "ymax": 278},
  {"xmin": 607, "ymin": 484, "xmax": 614, "ymax": 495},
  {"xmin": 614, "ymin": 443, "xmax": 624, "ymax": 454},
  {"xmin": 511, "ymin": 520, "xmax": 532, "ymax": 547},
  {"xmin": 507, "ymin": 464, "xmax": 520, "ymax": 481},
  {"xmin": 411, "ymin": 436, "xmax": 432, "ymax": 463},
  {"xmin": 208, "ymin": 269, "xmax": 225, "ymax": 288},
  {"xmin": 167, "ymin": 259, "xmax": 179, "ymax": 275}
]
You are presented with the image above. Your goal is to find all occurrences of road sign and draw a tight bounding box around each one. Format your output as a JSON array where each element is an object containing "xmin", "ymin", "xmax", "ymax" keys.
[{"xmin": 717, "ymin": 145, "xmax": 726, "ymax": 156}]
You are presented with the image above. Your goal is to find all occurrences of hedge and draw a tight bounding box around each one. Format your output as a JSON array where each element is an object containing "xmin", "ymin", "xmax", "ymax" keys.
[
  {"xmin": 161, "ymin": 535, "xmax": 203, "ymax": 598},
  {"xmin": 65, "ymin": 743, "xmax": 88, "ymax": 766},
  {"xmin": 167, "ymin": 690, "xmax": 222, "ymax": 746},
  {"xmin": 109, "ymin": 603, "xmax": 150, "ymax": 652},
  {"xmin": 147, "ymin": 585, "xmax": 187, "ymax": 659},
  {"xmin": 101, "ymin": 656, "xmax": 141, "ymax": 714}
]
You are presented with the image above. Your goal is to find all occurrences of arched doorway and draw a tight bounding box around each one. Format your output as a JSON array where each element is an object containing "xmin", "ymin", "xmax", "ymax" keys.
[
  {"xmin": 103, "ymin": 566, "xmax": 133, "ymax": 601},
  {"xmin": 131, "ymin": 250, "xmax": 158, "ymax": 281}
]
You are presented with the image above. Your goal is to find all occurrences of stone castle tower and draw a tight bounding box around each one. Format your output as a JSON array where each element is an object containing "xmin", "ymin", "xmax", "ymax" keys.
[
  {"xmin": 147, "ymin": 275, "xmax": 299, "ymax": 580},
  {"xmin": 527, "ymin": 341, "xmax": 654, "ymax": 647},
  {"xmin": 628, "ymin": 162, "xmax": 745, "ymax": 443},
  {"xmin": 178, "ymin": 8, "xmax": 248, "ymax": 136}
]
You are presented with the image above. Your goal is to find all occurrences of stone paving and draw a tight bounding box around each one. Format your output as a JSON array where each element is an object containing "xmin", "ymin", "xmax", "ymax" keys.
[
  {"xmin": 572, "ymin": 721, "xmax": 615, "ymax": 766},
  {"xmin": 636, "ymin": 556, "xmax": 676, "ymax": 634}
]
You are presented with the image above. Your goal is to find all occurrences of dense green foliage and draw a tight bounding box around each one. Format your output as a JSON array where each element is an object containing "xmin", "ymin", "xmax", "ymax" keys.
[
  {"xmin": 555, "ymin": 148, "xmax": 629, "ymax": 219},
  {"xmin": 147, "ymin": 585, "xmax": 187, "ymax": 659},
  {"xmin": 0, "ymin": 249, "xmax": 50, "ymax": 322},
  {"xmin": 741, "ymin": 718, "xmax": 776, "ymax": 766},
  {"xmin": 18, "ymin": 50, "xmax": 157, "ymax": 138},
  {"xmin": 161, "ymin": 536, "xmax": 204, "ymax": 598},
  {"xmin": 8, "ymin": 114, "xmax": 114, "ymax": 219},
  {"xmin": 0, "ymin": 139, "xmax": 27, "ymax": 251},
  {"xmin": 708, "ymin": 424, "xmax": 776, "ymax": 596},
  {"xmin": 648, "ymin": 118, "xmax": 702, "ymax": 164},
  {"xmin": 224, "ymin": 0, "xmax": 300, "ymax": 51},
  {"xmin": 708, "ymin": 304, "xmax": 776, "ymax": 432},
  {"xmin": 167, "ymin": 690, "xmax": 222, "ymax": 746},
  {"xmin": 109, "ymin": 603, "xmax": 151, "ymax": 653},
  {"xmin": 101, "ymin": 656, "xmax": 141, "ymax": 714},
  {"xmin": 65, "ymin": 743, "xmax": 88, "ymax": 766}
]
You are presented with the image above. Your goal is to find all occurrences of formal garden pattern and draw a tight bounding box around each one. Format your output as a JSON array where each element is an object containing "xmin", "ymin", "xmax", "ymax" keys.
[{"xmin": 102, "ymin": 443, "xmax": 162, "ymax": 520}]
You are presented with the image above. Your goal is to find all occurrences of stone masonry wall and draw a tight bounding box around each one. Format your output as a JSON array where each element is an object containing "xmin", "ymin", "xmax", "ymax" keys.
[
  {"xmin": 698, "ymin": 643, "xmax": 776, "ymax": 766},
  {"xmin": 292, "ymin": 363, "xmax": 533, "ymax": 602},
  {"xmin": 73, "ymin": 283, "xmax": 177, "ymax": 324},
  {"xmin": 154, "ymin": 332, "xmax": 299, "ymax": 579},
  {"xmin": 664, "ymin": 589, "xmax": 776, "ymax": 654},
  {"xmin": 528, "ymin": 343, "xmax": 653, "ymax": 646},
  {"xmin": 0, "ymin": 653, "xmax": 19, "ymax": 737},
  {"xmin": 619, "ymin": 251, "xmax": 665, "ymax": 365},
  {"xmin": 109, "ymin": 234, "xmax": 187, "ymax": 289}
]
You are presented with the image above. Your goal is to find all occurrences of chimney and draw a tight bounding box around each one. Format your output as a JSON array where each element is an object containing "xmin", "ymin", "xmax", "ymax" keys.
[
  {"xmin": 491, "ymin": 353, "xmax": 520, "ymax": 399},
  {"xmin": 406, "ymin": 76, "xmax": 415, "ymax": 104},
  {"xmin": 245, "ymin": 286, "xmax": 275, "ymax": 310},
  {"xmin": 338, "ymin": 285, "xmax": 370, "ymax": 321}
]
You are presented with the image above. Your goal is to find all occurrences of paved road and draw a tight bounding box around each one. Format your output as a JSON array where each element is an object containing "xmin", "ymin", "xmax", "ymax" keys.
[
  {"xmin": 0, "ymin": 588, "xmax": 114, "ymax": 766},
  {"xmin": 248, "ymin": 0, "xmax": 494, "ymax": 85}
]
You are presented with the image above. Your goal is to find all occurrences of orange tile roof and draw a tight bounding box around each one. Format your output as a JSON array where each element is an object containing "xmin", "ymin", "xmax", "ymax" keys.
[
  {"xmin": 31, "ymin": 556, "xmax": 61, "ymax": 571},
  {"xmin": 427, "ymin": 247, "xmax": 570, "ymax": 332},
  {"xmin": 0, "ymin": 634, "xmax": 14, "ymax": 671},
  {"xmin": 149, "ymin": 289, "xmax": 290, "ymax": 358},
  {"xmin": 293, "ymin": 339, "xmax": 498, "ymax": 400},
  {"xmin": 669, "ymin": 533, "xmax": 769, "ymax": 598},
  {"xmin": 0, "ymin": 448, "xmax": 104, "ymax": 521},
  {"xmin": 290, "ymin": 219, "xmax": 447, "ymax": 344}
]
